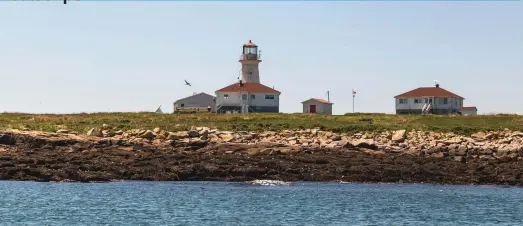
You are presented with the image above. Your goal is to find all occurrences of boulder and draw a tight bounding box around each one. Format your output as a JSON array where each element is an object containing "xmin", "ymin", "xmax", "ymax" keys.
[
  {"xmin": 0, "ymin": 134, "xmax": 15, "ymax": 145},
  {"xmin": 457, "ymin": 145, "xmax": 468, "ymax": 156},
  {"xmin": 471, "ymin": 132, "xmax": 486, "ymax": 139},
  {"xmin": 350, "ymin": 139, "xmax": 377, "ymax": 149},
  {"xmin": 453, "ymin": 156, "xmax": 465, "ymax": 163},
  {"xmin": 140, "ymin": 130, "xmax": 155, "ymax": 139},
  {"xmin": 219, "ymin": 133, "xmax": 235, "ymax": 142},
  {"xmin": 86, "ymin": 128, "xmax": 103, "ymax": 137},
  {"xmin": 188, "ymin": 130, "xmax": 200, "ymax": 138},
  {"xmin": 153, "ymin": 127, "xmax": 161, "ymax": 134},
  {"xmin": 392, "ymin": 130, "xmax": 406, "ymax": 142}
]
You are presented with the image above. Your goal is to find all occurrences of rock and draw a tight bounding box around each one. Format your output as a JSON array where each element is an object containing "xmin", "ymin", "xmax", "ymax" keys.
[
  {"xmin": 86, "ymin": 128, "xmax": 103, "ymax": 137},
  {"xmin": 166, "ymin": 132, "xmax": 178, "ymax": 140},
  {"xmin": 140, "ymin": 130, "xmax": 155, "ymax": 139},
  {"xmin": 438, "ymin": 138, "xmax": 462, "ymax": 145},
  {"xmin": 115, "ymin": 130, "xmax": 124, "ymax": 135},
  {"xmin": 350, "ymin": 139, "xmax": 377, "ymax": 149},
  {"xmin": 152, "ymin": 139, "xmax": 163, "ymax": 145},
  {"xmin": 153, "ymin": 127, "xmax": 161, "ymax": 134},
  {"xmin": 102, "ymin": 124, "xmax": 110, "ymax": 129},
  {"xmin": 519, "ymin": 146, "xmax": 523, "ymax": 157},
  {"xmin": 457, "ymin": 145, "xmax": 468, "ymax": 156},
  {"xmin": 432, "ymin": 152, "xmax": 446, "ymax": 158},
  {"xmin": 392, "ymin": 130, "xmax": 406, "ymax": 142},
  {"xmin": 471, "ymin": 132, "xmax": 486, "ymax": 139},
  {"xmin": 219, "ymin": 133, "xmax": 235, "ymax": 142},
  {"xmin": 331, "ymin": 135, "xmax": 342, "ymax": 141},
  {"xmin": 0, "ymin": 134, "xmax": 15, "ymax": 145},
  {"xmin": 56, "ymin": 129, "xmax": 70, "ymax": 133},
  {"xmin": 279, "ymin": 147, "xmax": 301, "ymax": 154},
  {"xmin": 188, "ymin": 130, "xmax": 200, "ymax": 138},
  {"xmin": 453, "ymin": 156, "xmax": 465, "ymax": 163},
  {"xmin": 102, "ymin": 130, "xmax": 115, "ymax": 137}
]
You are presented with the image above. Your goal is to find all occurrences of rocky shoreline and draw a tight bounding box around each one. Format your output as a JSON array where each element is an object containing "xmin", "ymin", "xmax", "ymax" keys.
[{"xmin": 1, "ymin": 126, "xmax": 523, "ymax": 185}]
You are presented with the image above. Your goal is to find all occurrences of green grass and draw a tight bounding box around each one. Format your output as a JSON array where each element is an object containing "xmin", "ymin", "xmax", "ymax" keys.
[{"xmin": 0, "ymin": 112, "xmax": 522, "ymax": 136}]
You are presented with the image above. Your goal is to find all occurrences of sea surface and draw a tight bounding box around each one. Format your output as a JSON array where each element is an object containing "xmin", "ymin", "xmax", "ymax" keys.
[{"xmin": 1, "ymin": 181, "xmax": 522, "ymax": 225}]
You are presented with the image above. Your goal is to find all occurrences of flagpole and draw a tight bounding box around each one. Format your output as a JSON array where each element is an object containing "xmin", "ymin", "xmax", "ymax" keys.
[
  {"xmin": 352, "ymin": 88, "xmax": 356, "ymax": 113},
  {"xmin": 352, "ymin": 94, "xmax": 355, "ymax": 113}
]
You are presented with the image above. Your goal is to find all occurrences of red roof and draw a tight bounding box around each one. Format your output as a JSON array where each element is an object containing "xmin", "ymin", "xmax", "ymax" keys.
[
  {"xmin": 244, "ymin": 40, "xmax": 257, "ymax": 47},
  {"xmin": 216, "ymin": 82, "xmax": 280, "ymax": 93},
  {"xmin": 301, "ymin": 98, "xmax": 333, "ymax": 104},
  {"xmin": 460, "ymin": 106, "xmax": 477, "ymax": 111},
  {"xmin": 394, "ymin": 87, "xmax": 464, "ymax": 99}
]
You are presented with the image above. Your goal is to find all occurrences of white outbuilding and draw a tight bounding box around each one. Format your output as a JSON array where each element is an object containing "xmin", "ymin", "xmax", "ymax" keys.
[
  {"xmin": 302, "ymin": 98, "xmax": 333, "ymax": 115},
  {"xmin": 460, "ymin": 106, "xmax": 478, "ymax": 115}
]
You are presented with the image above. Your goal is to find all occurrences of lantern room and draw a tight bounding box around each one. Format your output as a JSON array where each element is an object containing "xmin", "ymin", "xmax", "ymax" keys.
[{"xmin": 241, "ymin": 40, "xmax": 260, "ymax": 61}]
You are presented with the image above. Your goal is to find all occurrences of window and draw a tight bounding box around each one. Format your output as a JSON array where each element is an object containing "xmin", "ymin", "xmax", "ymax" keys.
[
  {"xmin": 181, "ymin": 103, "xmax": 184, "ymax": 107},
  {"xmin": 414, "ymin": 99, "xmax": 422, "ymax": 104},
  {"xmin": 224, "ymin": 94, "xmax": 229, "ymax": 99},
  {"xmin": 251, "ymin": 94, "xmax": 255, "ymax": 99},
  {"xmin": 242, "ymin": 94, "xmax": 247, "ymax": 100},
  {"xmin": 443, "ymin": 98, "xmax": 448, "ymax": 104},
  {"xmin": 399, "ymin": 99, "xmax": 408, "ymax": 104},
  {"xmin": 265, "ymin": 95, "xmax": 275, "ymax": 100}
]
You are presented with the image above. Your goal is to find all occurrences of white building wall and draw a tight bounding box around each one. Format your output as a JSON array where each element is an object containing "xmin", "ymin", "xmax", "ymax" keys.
[
  {"xmin": 215, "ymin": 91, "xmax": 279, "ymax": 107},
  {"xmin": 302, "ymin": 100, "xmax": 332, "ymax": 115},
  {"xmin": 173, "ymin": 93, "xmax": 216, "ymax": 112},
  {"xmin": 395, "ymin": 97, "xmax": 463, "ymax": 112},
  {"xmin": 461, "ymin": 109, "xmax": 477, "ymax": 115},
  {"xmin": 241, "ymin": 62, "xmax": 261, "ymax": 83}
]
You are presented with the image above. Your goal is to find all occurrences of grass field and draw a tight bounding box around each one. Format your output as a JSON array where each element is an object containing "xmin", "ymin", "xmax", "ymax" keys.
[{"xmin": 0, "ymin": 112, "xmax": 522, "ymax": 135}]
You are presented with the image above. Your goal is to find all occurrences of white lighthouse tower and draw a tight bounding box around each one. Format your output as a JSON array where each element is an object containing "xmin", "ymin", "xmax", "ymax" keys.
[
  {"xmin": 215, "ymin": 40, "xmax": 280, "ymax": 114},
  {"xmin": 239, "ymin": 40, "xmax": 261, "ymax": 83}
]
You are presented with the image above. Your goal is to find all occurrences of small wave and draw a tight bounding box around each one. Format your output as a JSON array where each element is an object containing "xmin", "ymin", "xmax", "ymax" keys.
[{"xmin": 246, "ymin": 180, "xmax": 291, "ymax": 186}]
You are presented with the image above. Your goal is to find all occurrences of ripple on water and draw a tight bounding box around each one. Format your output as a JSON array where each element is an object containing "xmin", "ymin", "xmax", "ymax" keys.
[{"xmin": 0, "ymin": 181, "xmax": 523, "ymax": 225}]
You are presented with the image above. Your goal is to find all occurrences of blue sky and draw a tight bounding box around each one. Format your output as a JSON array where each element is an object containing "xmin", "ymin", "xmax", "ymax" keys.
[{"xmin": 0, "ymin": 1, "xmax": 521, "ymax": 115}]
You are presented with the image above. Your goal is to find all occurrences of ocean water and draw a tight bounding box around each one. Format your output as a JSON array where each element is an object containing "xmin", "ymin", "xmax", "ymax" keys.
[{"xmin": 1, "ymin": 181, "xmax": 522, "ymax": 225}]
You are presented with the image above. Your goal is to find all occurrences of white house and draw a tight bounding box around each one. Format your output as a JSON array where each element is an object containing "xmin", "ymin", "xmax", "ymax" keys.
[
  {"xmin": 394, "ymin": 84, "xmax": 466, "ymax": 115},
  {"xmin": 460, "ymin": 106, "xmax": 478, "ymax": 115},
  {"xmin": 173, "ymin": 92, "xmax": 216, "ymax": 113},
  {"xmin": 215, "ymin": 40, "xmax": 280, "ymax": 113},
  {"xmin": 302, "ymin": 98, "xmax": 333, "ymax": 115}
]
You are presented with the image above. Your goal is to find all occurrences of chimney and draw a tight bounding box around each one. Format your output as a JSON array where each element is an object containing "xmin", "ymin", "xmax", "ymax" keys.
[
  {"xmin": 436, "ymin": 84, "xmax": 440, "ymax": 88},
  {"xmin": 239, "ymin": 80, "xmax": 244, "ymax": 87}
]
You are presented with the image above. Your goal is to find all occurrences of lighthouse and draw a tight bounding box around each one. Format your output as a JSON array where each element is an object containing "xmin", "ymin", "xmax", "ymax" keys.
[
  {"xmin": 239, "ymin": 40, "xmax": 261, "ymax": 83},
  {"xmin": 214, "ymin": 40, "xmax": 281, "ymax": 114}
]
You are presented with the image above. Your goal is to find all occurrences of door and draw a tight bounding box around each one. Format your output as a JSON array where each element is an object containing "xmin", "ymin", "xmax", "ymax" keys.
[{"xmin": 310, "ymin": 105, "xmax": 316, "ymax": 113}]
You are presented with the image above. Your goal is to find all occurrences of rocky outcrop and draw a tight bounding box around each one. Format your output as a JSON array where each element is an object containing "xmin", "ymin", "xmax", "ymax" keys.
[
  {"xmin": 56, "ymin": 126, "xmax": 523, "ymax": 163},
  {"xmin": 1, "ymin": 128, "xmax": 523, "ymax": 185}
]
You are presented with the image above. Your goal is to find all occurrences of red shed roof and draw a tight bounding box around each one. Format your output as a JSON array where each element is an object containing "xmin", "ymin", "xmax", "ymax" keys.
[
  {"xmin": 460, "ymin": 106, "xmax": 477, "ymax": 111},
  {"xmin": 301, "ymin": 98, "xmax": 333, "ymax": 104},
  {"xmin": 216, "ymin": 82, "xmax": 280, "ymax": 93},
  {"xmin": 243, "ymin": 40, "xmax": 257, "ymax": 47},
  {"xmin": 394, "ymin": 87, "xmax": 464, "ymax": 99}
]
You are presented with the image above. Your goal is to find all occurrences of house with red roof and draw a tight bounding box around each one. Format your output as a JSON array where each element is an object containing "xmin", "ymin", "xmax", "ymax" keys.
[
  {"xmin": 394, "ymin": 83, "xmax": 476, "ymax": 115},
  {"xmin": 215, "ymin": 40, "xmax": 280, "ymax": 113},
  {"xmin": 301, "ymin": 98, "xmax": 333, "ymax": 115}
]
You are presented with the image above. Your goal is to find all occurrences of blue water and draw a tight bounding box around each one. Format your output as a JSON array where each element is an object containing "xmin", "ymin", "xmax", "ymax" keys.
[{"xmin": 1, "ymin": 181, "xmax": 522, "ymax": 225}]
